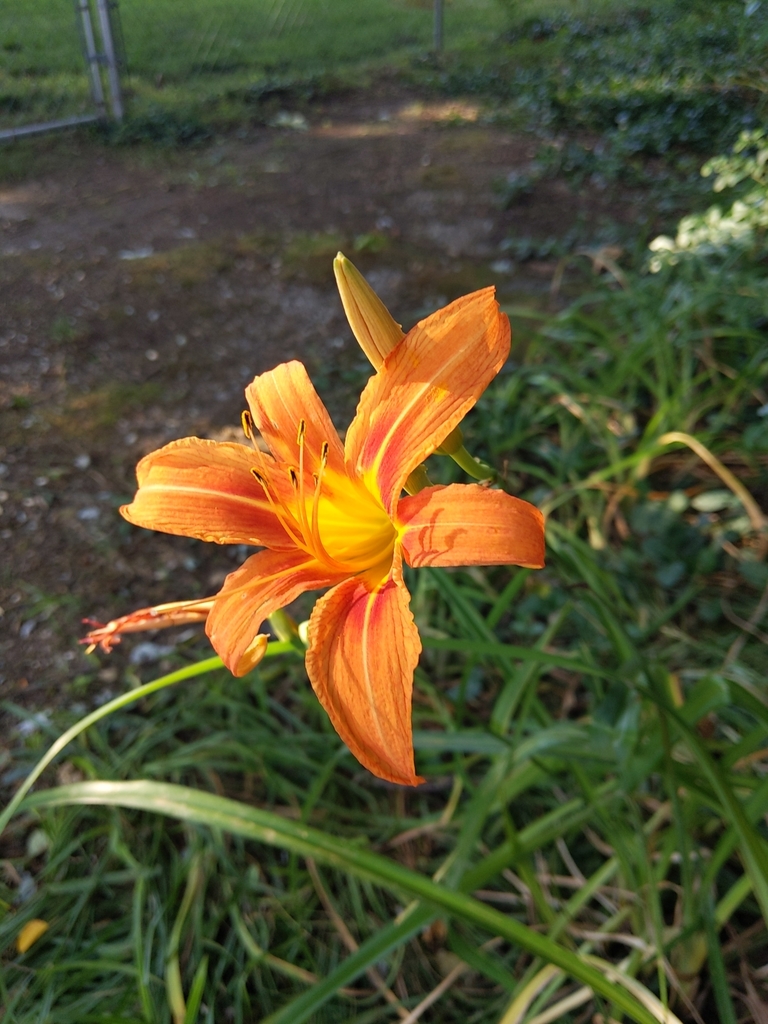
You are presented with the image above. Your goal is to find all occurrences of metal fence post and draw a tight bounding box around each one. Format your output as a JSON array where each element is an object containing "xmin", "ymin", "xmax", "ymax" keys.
[
  {"xmin": 433, "ymin": 0, "xmax": 443, "ymax": 52},
  {"xmin": 77, "ymin": 0, "xmax": 107, "ymax": 119},
  {"xmin": 95, "ymin": 0, "xmax": 124, "ymax": 121}
]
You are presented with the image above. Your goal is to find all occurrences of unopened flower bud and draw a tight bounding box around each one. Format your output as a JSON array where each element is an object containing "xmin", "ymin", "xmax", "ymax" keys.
[{"xmin": 333, "ymin": 252, "xmax": 404, "ymax": 369}]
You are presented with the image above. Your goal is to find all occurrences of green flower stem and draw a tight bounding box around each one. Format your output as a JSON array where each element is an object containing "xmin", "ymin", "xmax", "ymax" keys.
[
  {"xmin": 435, "ymin": 425, "xmax": 464, "ymax": 456},
  {"xmin": 267, "ymin": 609, "xmax": 305, "ymax": 649},
  {"xmin": 448, "ymin": 444, "xmax": 496, "ymax": 482},
  {"xmin": 0, "ymin": 643, "xmax": 295, "ymax": 840}
]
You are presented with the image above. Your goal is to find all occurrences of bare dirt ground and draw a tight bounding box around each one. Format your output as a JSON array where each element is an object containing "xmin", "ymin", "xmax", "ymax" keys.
[{"xmin": 0, "ymin": 85, "xmax": 643, "ymax": 728}]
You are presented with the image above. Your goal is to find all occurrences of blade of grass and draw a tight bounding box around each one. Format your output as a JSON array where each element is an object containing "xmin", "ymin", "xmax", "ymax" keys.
[
  {"xmin": 649, "ymin": 690, "xmax": 768, "ymax": 926},
  {"xmin": 261, "ymin": 903, "xmax": 437, "ymax": 1024},
  {"xmin": 0, "ymin": 643, "xmax": 296, "ymax": 839},
  {"xmin": 22, "ymin": 779, "xmax": 662, "ymax": 1024},
  {"xmin": 703, "ymin": 897, "xmax": 738, "ymax": 1024},
  {"xmin": 422, "ymin": 637, "xmax": 612, "ymax": 679},
  {"xmin": 183, "ymin": 955, "xmax": 209, "ymax": 1024},
  {"xmin": 166, "ymin": 852, "xmax": 205, "ymax": 1024}
]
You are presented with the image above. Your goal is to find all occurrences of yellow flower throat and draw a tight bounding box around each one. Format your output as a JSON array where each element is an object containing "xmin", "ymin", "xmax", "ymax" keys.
[{"xmin": 244, "ymin": 413, "xmax": 395, "ymax": 574}]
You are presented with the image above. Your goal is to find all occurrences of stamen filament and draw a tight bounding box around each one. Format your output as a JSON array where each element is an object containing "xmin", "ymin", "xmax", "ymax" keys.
[
  {"xmin": 311, "ymin": 441, "xmax": 329, "ymax": 554},
  {"xmin": 296, "ymin": 419, "xmax": 310, "ymax": 545},
  {"xmin": 289, "ymin": 427, "xmax": 349, "ymax": 573},
  {"xmin": 289, "ymin": 464, "xmax": 329, "ymax": 566},
  {"xmin": 250, "ymin": 423, "xmax": 379, "ymax": 576},
  {"xmin": 251, "ymin": 468, "xmax": 306, "ymax": 551}
]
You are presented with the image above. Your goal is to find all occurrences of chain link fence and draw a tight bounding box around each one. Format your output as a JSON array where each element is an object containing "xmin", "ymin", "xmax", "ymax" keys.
[
  {"xmin": 0, "ymin": 0, "xmax": 122, "ymax": 140},
  {"xmin": 1, "ymin": 0, "xmax": 498, "ymax": 140}
]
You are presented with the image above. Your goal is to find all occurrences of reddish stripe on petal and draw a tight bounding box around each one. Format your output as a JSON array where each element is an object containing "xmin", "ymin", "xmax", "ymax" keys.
[
  {"xmin": 305, "ymin": 555, "xmax": 423, "ymax": 786},
  {"xmin": 246, "ymin": 361, "xmax": 346, "ymax": 476},
  {"xmin": 345, "ymin": 288, "xmax": 510, "ymax": 514},
  {"xmin": 398, "ymin": 484, "xmax": 545, "ymax": 569},
  {"xmin": 207, "ymin": 548, "xmax": 344, "ymax": 676},
  {"xmin": 123, "ymin": 437, "xmax": 292, "ymax": 548}
]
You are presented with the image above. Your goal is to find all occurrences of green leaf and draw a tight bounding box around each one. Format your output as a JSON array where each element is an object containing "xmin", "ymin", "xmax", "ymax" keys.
[
  {"xmin": 654, "ymin": 698, "xmax": 768, "ymax": 926},
  {"xmin": 183, "ymin": 955, "xmax": 209, "ymax": 1024},
  {"xmin": 449, "ymin": 931, "xmax": 517, "ymax": 991},
  {"xmin": 412, "ymin": 730, "xmax": 509, "ymax": 755},
  {"xmin": 422, "ymin": 636, "xmax": 611, "ymax": 679},
  {"xmin": 0, "ymin": 645, "xmax": 295, "ymax": 841},
  {"xmin": 262, "ymin": 903, "xmax": 435, "ymax": 1024},
  {"xmin": 704, "ymin": 898, "xmax": 738, "ymax": 1024},
  {"xmin": 23, "ymin": 780, "xmax": 660, "ymax": 1024}
]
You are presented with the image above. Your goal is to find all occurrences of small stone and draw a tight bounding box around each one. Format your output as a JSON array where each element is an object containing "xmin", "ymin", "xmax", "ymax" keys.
[
  {"xmin": 16, "ymin": 872, "xmax": 38, "ymax": 904},
  {"xmin": 74, "ymin": 454, "xmax": 91, "ymax": 470},
  {"xmin": 119, "ymin": 247, "xmax": 153, "ymax": 261},
  {"xmin": 145, "ymin": 349, "xmax": 159, "ymax": 361},
  {"xmin": 26, "ymin": 829, "xmax": 49, "ymax": 859},
  {"xmin": 16, "ymin": 712, "xmax": 51, "ymax": 737},
  {"xmin": 129, "ymin": 641, "xmax": 176, "ymax": 665}
]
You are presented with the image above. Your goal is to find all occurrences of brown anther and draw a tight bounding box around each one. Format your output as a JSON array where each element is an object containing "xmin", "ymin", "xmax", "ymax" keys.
[
  {"xmin": 251, "ymin": 468, "xmax": 266, "ymax": 487},
  {"xmin": 297, "ymin": 418, "xmax": 306, "ymax": 445},
  {"xmin": 289, "ymin": 467, "xmax": 298, "ymax": 487},
  {"xmin": 241, "ymin": 410, "xmax": 254, "ymax": 440},
  {"xmin": 320, "ymin": 440, "xmax": 329, "ymax": 465}
]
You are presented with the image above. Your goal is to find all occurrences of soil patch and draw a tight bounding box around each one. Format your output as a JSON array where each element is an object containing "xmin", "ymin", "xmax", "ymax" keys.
[{"xmin": 0, "ymin": 84, "xmax": 644, "ymax": 726}]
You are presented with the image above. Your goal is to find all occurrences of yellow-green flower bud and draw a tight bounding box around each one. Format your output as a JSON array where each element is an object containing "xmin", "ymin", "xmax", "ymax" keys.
[{"xmin": 333, "ymin": 252, "xmax": 404, "ymax": 369}]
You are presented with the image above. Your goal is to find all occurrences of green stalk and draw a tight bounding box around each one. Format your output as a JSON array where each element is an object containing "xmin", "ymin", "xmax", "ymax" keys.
[
  {"xmin": 166, "ymin": 852, "xmax": 205, "ymax": 1024},
  {"xmin": 448, "ymin": 444, "xmax": 496, "ymax": 481}
]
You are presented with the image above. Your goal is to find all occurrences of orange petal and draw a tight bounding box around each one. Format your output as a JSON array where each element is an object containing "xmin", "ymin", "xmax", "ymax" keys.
[
  {"xmin": 235, "ymin": 633, "xmax": 270, "ymax": 674},
  {"xmin": 398, "ymin": 484, "xmax": 546, "ymax": 569},
  {"xmin": 246, "ymin": 360, "xmax": 346, "ymax": 477},
  {"xmin": 305, "ymin": 553, "xmax": 424, "ymax": 786},
  {"xmin": 206, "ymin": 548, "xmax": 344, "ymax": 676},
  {"xmin": 345, "ymin": 288, "xmax": 510, "ymax": 514},
  {"xmin": 122, "ymin": 437, "xmax": 292, "ymax": 548},
  {"xmin": 82, "ymin": 596, "xmax": 216, "ymax": 653}
]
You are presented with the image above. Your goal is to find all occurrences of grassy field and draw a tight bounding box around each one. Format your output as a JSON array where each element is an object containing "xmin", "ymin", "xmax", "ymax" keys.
[
  {"xmin": 0, "ymin": 0, "xmax": 504, "ymax": 128},
  {"xmin": 2, "ymin": 0, "xmax": 766, "ymax": 139},
  {"xmin": 2, "ymin": 0, "xmax": 768, "ymax": 1021}
]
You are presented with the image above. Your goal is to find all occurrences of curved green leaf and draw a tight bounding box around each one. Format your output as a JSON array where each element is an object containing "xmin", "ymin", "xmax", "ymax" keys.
[
  {"xmin": 0, "ymin": 644, "xmax": 295, "ymax": 840},
  {"xmin": 23, "ymin": 779, "xmax": 660, "ymax": 1024}
]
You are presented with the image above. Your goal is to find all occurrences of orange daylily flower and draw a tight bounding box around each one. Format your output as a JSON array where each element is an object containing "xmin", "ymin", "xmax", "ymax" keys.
[{"xmin": 85, "ymin": 286, "xmax": 545, "ymax": 785}]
